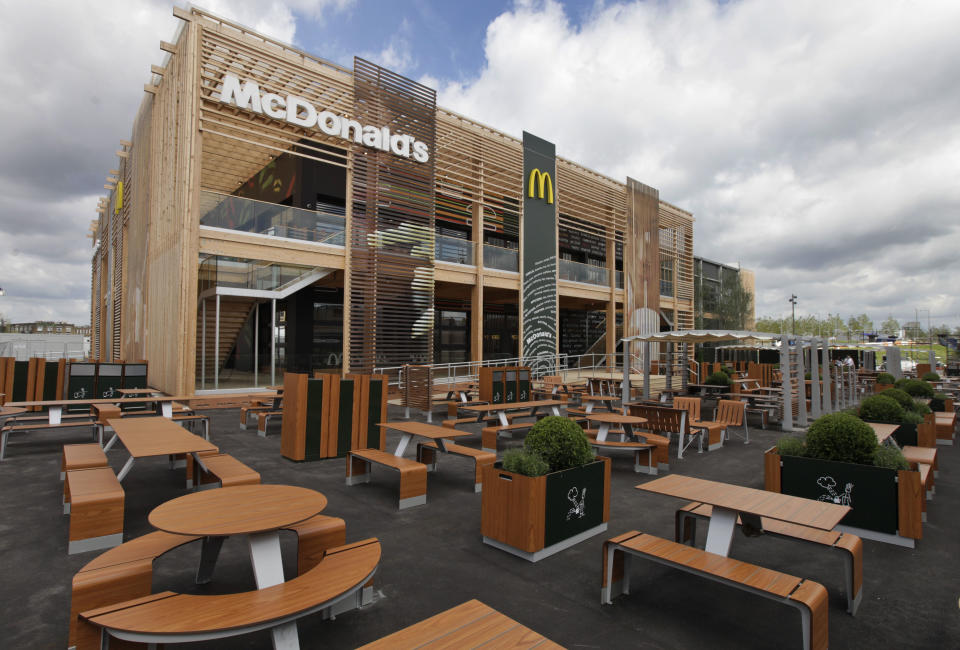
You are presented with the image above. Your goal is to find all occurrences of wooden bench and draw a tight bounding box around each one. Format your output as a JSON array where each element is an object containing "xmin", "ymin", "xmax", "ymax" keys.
[
  {"xmin": 480, "ymin": 422, "xmax": 534, "ymax": 453},
  {"xmin": 358, "ymin": 599, "xmax": 562, "ymax": 649},
  {"xmin": 346, "ymin": 449, "xmax": 427, "ymax": 509},
  {"xmin": 69, "ymin": 515, "xmax": 348, "ymax": 648},
  {"xmin": 239, "ymin": 399, "xmax": 274, "ymax": 429},
  {"xmin": 78, "ymin": 538, "xmax": 380, "ymax": 650},
  {"xmin": 676, "ymin": 502, "xmax": 863, "ymax": 615},
  {"xmin": 627, "ymin": 404, "xmax": 696, "ymax": 459},
  {"xmin": 64, "ymin": 468, "xmax": 124, "ymax": 555},
  {"xmin": 588, "ymin": 432, "xmax": 669, "ymax": 475},
  {"xmin": 1, "ymin": 420, "xmax": 100, "ymax": 461},
  {"xmin": 416, "ymin": 441, "xmax": 496, "ymax": 492},
  {"xmin": 934, "ymin": 411, "xmax": 955, "ymax": 444},
  {"xmin": 902, "ymin": 445, "xmax": 937, "ymax": 477},
  {"xmin": 256, "ymin": 410, "xmax": 283, "ymax": 437},
  {"xmin": 187, "ymin": 453, "xmax": 260, "ymax": 489},
  {"xmin": 61, "ymin": 443, "xmax": 108, "ymax": 480},
  {"xmin": 602, "ymin": 531, "xmax": 829, "ymax": 650},
  {"xmin": 172, "ymin": 412, "xmax": 210, "ymax": 439}
]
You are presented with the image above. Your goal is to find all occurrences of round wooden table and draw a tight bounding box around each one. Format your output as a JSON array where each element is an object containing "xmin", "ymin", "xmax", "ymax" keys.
[
  {"xmin": 150, "ymin": 485, "xmax": 327, "ymax": 589},
  {"xmin": 585, "ymin": 413, "xmax": 648, "ymax": 442},
  {"xmin": 581, "ymin": 394, "xmax": 619, "ymax": 413}
]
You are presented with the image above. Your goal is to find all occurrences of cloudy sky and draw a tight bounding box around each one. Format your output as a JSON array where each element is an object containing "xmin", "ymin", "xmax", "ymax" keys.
[{"xmin": 1, "ymin": 0, "xmax": 958, "ymax": 331}]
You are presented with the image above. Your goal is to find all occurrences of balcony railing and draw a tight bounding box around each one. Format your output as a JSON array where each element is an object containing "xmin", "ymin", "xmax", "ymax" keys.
[
  {"xmin": 198, "ymin": 256, "xmax": 316, "ymax": 294},
  {"xmin": 199, "ymin": 190, "xmax": 345, "ymax": 246},
  {"xmin": 483, "ymin": 244, "xmax": 519, "ymax": 272},
  {"xmin": 435, "ymin": 234, "xmax": 474, "ymax": 265},
  {"xmin": 559, "ymin": 259, "xmax": 608, "ymax": 286}
]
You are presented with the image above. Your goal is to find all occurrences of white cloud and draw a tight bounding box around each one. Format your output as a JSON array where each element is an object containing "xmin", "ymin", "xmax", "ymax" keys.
[{"xmin": 438, "ymin": 0, "xmax": 960, "ymax": 327}]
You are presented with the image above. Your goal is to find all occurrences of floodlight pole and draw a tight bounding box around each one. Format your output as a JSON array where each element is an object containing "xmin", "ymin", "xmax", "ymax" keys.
[{"xmin": 789, "ymin": 295, "xmax": 798, "ymax": 335}]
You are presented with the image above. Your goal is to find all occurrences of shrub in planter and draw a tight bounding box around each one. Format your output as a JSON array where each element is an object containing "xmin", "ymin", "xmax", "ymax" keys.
[
  {"xmin": 876, "ymin": 372, "xmax": 895, "ymax": 385},
  {"xmin": 881, "ymin": 388, "xmax": 915, "ymax": 411},
  {"xmin": 895, "ymin": 378, "xmax": 935, "ymax": 398},
  {"xmin": 858, "ymin": 394, "xmax": 905, "ymax": 424},
  {"xmin": 705, "ymin": 371, "xmax": 732, "ymax": 386},
  {"xmin": 873, "ymin": 445, "xmax": 910, "ymax": 470},
  {"xmin": 720, "ymin": 366, "xmax": 734, "ymax": 376},
  {"xmin": 524, "ymin": 416, "xmax": 594, "ymax": 472},
  {"xmin": 776, "ymin": 436, "xmax": 806, "ymax": 457},
  {"xmin": 805, "ymin": 413, "xmax": 877, "ymax": 465},
  {"xmin": 921, "ymin": 371, "xmax": 940, "ymax": 382},
  {"xmin": 502, "ymin": 449, "xmax": 550, "ymax": 477},
  {"xmin": 911, "ymin": 402, "xmax": 931, "ymax": 415},
  {"xmin": 930, "ymin": 393, "xmax": 948, "ymax": 412}
]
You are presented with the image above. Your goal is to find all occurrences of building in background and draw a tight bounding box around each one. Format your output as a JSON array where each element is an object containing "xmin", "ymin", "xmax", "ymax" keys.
[
  {"xmin": 3, "ymin": 321, "xmax": 91, "ymax": 336},
  {"xmin": 89, "ymin": 6, "xmax": 695, "ymax": 394},
  {"xmin": 694, "ymin": 257, "xmax": 755, "ymax": 330}
]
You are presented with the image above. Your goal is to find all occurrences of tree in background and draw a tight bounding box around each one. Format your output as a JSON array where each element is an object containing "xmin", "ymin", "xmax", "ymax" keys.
[
  {"xmin": 880, "ymin": 316, "xmax": 900, "ymax": 336},
  {"xmin": 713, "ymin": 276, "xmax": 753, "ymax": 329}
]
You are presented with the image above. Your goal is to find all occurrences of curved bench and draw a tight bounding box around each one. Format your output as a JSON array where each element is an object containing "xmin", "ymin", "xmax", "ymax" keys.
[
  {"xmin": 70, "ymin": 515, "xmax": 347, "ymax": 649},
  {"xmin": 80, "ymin": 538, "xmax": 380, "ymax": 650}
]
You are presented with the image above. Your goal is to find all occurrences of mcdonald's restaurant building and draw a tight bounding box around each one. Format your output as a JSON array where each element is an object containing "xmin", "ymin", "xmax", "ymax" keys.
[{"xmin": 90, "ymin": 6, "xmax": 695, "ymax": 395}]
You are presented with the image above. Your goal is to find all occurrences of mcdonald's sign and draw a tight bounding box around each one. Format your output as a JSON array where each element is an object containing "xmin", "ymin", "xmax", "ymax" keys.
[{"xmin": 527, "ymin": 168, "xmax": 554, "ymax": 204}]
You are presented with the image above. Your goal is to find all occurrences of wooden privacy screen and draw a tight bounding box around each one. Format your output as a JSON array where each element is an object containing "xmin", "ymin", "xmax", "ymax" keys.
[
  {"xmin": 348, "ymin": 57, "xmax": 437, "ymax": 372},
  {"xmin": 479, "ymin": 367, "xmax": 531, "ymax": 405},
  {"xmin": 403, "ymin": 365, "xmax": 432, "ymax": 413},
  {"xmin": 281, "ymin": 372, "xmax": 388, "ymax": 461}
]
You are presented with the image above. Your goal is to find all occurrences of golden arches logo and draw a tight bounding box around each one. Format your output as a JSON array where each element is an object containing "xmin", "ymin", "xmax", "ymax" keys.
[{"xmin": 527, "ymin": 168, "xmax": 554, "ymax": 204}]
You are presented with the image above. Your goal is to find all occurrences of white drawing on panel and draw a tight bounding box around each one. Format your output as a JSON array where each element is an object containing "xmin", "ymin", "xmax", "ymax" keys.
[
  {"xmin": 567, "ymin": 486, "xmax": 586, "ymax": 520},
  {"xmin": 817, "ymin": 476, "xmax": 853, "ymax": 506}
]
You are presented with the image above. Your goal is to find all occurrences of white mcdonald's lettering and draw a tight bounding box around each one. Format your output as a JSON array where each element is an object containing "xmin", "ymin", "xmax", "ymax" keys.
[{"xmin": 216, "ymin": 74, "xmax": 430, "ymax": 163}]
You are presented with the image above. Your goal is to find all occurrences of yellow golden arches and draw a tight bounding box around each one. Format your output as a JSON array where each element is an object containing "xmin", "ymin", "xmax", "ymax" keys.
[{"xmin": 527, "ymin": 168, "xmax": 554, "ymax": 204}]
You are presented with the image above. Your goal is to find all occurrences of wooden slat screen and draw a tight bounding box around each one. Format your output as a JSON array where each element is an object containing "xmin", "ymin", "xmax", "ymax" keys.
[{"xmin": 349, "ymin": 57, "xmax": 437, "ymax": 372}]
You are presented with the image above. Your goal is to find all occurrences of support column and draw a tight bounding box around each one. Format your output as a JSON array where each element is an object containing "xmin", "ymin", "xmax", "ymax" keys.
[
  {"xmin": 471, "ymin": 202, "xmax": 484, "ymax": 365},
  {"xmin": 643, "ymin": 341, "xmax": 651, "ymax": 400},
  {"xmin": 271, "ymin": 298, "xmax": 276, "ymax": 386},
  {"xmin": 665, "ymin": 343, "xmax": 673, "ymax": 391},
  {"xmin": 821, "ymin": 338, "xmax": 833, "ymax": 414},
  {"xmin": 681, "ymin": 343, "xmax": 689, "ymax": 391},
  {"xmin": 214, "ymin": 294, "xmax": 220, "ymax": 390},
  {"xmin": 809, "ymin": 338, "xmax": 821, "ymax": 419},
  {"xmin": 797, "ymin": 342, "xmax": 808, "ymax": 427},
  {"xmin": 622, "ymin": 339, "xmax": 631, "ymax": 409},
  {"xmin": 780, "ymin": 339, "xmax": 793, "ymax": 431}
]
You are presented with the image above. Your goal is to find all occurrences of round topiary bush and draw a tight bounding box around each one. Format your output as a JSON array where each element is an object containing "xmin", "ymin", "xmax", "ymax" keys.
[
  {"xmin": 898, "ymin": 378, "xmax": 935, "ymax": 398},
  {"xmin": 881, "ymin": 388, "xmax": 915, "ymax": 411},
  {"xmin": 720, "ymin": 366, "xmax": 734, "ymax": 377},
  {"xmin": 858, "ymin": 394, "xmax": 906, "ymax": 424},
  {"xmin": 805, "ymin": 413, "xmax": 878, "ymax": 465},
  {"xmin": 873, "ymin": 445, "xmax": 910, "ymax": 470},
  {"xmin": 921, "ymin": 371, "xmax": 940, "ymax": 382},
  {"xmin": 705, "ymin": 371, "xmax": 732, "ymax": 386},
  {"xmin": 523, "ymin": 416, "xmax": 594, "ymax": 473},
  {"xmin": 902, "ymin": 410, "xmax": 924, "ymax": 425},
  {"xmin": 876, "ymin": 372, "xmax": 895, "ymax": 385},
  {"xmin": 777, "ymin": 436, "xmax": 806, "ymax": 457}
]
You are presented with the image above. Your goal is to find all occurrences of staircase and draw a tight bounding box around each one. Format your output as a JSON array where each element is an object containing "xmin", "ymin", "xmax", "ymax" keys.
[{"xmin": 195, "ymin": 297, "xmax": 258, "ymax": 381}]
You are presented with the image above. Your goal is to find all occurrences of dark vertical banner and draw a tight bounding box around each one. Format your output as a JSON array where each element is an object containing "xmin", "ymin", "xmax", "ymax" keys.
[{"xmin": 521, "ymin": 131, "xmax": 558, "ymax": 361}]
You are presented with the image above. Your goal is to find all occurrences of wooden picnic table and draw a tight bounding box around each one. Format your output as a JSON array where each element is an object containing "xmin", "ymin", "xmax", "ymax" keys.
[
  {"xmin": 586, "ymin": 413, "xmax": 648, "ymax": 442},
  {"xmin": 686, "ymin": 383, "xmax": 732, "ymax": 397},
  {"xmin": 638, "ymin": 474, "xmax": 850, "ymax": 557},
  {"xmin": 6, "ymin": 395, "xmax": 187, "ymax": 424},
  {"xmin": 865, "ymin": 422, "xmax": 900, "ymax": 444},
  {"xmin": 117, "ymin": 388, "xmax": 163, "ymax": 397},
  {"xmin": 105, "ymin": 416, "xmax": 217, "ymax": 482},
  {"xmin": 461, "ymin": 399, "xmax": 565, "ymax": 427},
  {"xmin": 376, "ymin": 421, "xmax": 472, "ymax": 457},
  {"xmin": 358, "ymin": 599, "xmax": 563, "ymax": 649},
  {"xmin": 580, "ymin": 394, "xmax": 618, "ymax": 413}
]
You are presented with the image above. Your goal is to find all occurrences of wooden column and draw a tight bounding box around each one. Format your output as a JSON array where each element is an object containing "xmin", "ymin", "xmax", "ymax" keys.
[{"xmin": 471, "ymin": 202, "xmax": 484, "ymax": 363}]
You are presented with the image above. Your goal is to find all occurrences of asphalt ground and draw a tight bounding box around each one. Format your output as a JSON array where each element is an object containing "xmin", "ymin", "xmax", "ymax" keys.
[{"xmin": 1, "ymin": 404, "xmax": 958, "ymax": 649}]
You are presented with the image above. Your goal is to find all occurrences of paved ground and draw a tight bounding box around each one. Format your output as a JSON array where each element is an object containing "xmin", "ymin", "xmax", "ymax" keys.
[{"xmin": 1, "ymin": 404, "xmax": 958, "ymax": 648}]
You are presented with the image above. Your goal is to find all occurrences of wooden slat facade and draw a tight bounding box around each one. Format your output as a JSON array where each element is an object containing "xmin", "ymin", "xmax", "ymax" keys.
[{"xmin": 89, "ymin": 6, "xmax": 696, "ymax": 394}]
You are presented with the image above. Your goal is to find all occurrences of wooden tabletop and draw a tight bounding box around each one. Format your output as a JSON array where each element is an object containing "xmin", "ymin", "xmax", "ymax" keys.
[
  {"xmin": 0, "ymin": 406, "xmax": 27, "ymax": 418},
  {"xmin": 107, "ymin": 417, "xmax": 217, "ymax": 458},
  {"xmin": 149, "ymin": 484, "xmax": 326, "ymax": 537},
  {"xmin": 586, "ymin": 413, "xmax": 648, "ymax": 425},
  {"xmin": 377, "ymin": 421, "xmax": 473, "ymax": 440},
  {"xmin": 866, "ymin": 422, "xmax": 900, "ymax": 443},
  {"xmin": 637, "ymin": 474, "xmax": 850, "ymax": 531},
  {"xmin": 461, "ymin": 399, "xmax": 565, "ymax": 413},
  {"xmin": 6, "ymin": 395, "xmax": 184, "ymax": 408},
  {"xmin": 117, "ymin": 388, "xmax": 162, "ymax": 396},
  {"xmin": 358, "ymin": 599, "xmax": 562, "ymax": 649},
  {"xmin": 582, "ymin": 395, "xmax": 618, "ymax": 402}
]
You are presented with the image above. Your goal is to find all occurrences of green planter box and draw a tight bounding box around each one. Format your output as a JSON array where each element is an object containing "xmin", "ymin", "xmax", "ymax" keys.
[{"xmin": 481, "ymin": 457, "xmax": 610, "ymax": 561}]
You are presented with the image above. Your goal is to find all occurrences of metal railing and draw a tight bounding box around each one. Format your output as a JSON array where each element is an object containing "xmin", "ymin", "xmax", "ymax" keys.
[{"xmin": 199, "ymin": 190, "xmax": 346, "ymax": 246}]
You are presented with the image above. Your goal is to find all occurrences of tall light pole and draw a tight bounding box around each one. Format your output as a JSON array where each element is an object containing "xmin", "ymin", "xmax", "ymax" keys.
[{"xmin": 788, "ymin": 294, "xmax": 798, "ymax": 335}]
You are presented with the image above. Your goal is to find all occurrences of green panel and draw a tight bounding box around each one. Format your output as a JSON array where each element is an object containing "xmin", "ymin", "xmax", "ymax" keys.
[
  {"xmin": 505, "ymin": 371, "xmax": 517, "ymax": 403},
  {"xmin": 11, "ymin": 361, "xmax": 29, "ymax": 402},
  {"xmin": 521, "ymin": 131, "xmax": 558, "ymax": 359},
  {"xmin": 544, "ymin": 460, "xmax": 606, "ymax": 547},
  {"xmin": 122, "ymin": 364, "xmax": 148, "ymax": 389},
  {"xmin": 367, "ymin": 379, "xmax": 384, "ymax": 448},
  {"xmin": 517, "ymin": 370, "xmax": 531, "ymax": 402},
  {"xmin": 491, "ymin": 370, "xmax": 505, "ymax": 404},
  {"xmin": 891, "ymin": 422, "xmax": 917, "ymax": 447},
  {"xmin": 781, "ymin": 456, "xmax": 898, "ymax": 534},
  {"xmin": 66, "ymin": 363, "xmax": 97, "ymax": 412},
  {"xmin": 97, "ymin": 364, "xmax": 123, "ymax": 399},
  {"xmin": 42, "ymin": 362, "xmax": 60, "ymax": 401},
  {"xmin": 304, "ymin": 379, "xmax": 325, "ymax": 461},
  {"xmin": 336, "ymin": 379, "xmax": 354, "ymax": 457}
]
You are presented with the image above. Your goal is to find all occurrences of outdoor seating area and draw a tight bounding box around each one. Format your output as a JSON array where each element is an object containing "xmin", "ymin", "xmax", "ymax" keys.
[{"xmin": 1, "ymin": 363, "xmax": 958, "ymax": 648}]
